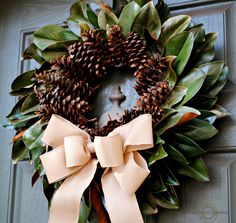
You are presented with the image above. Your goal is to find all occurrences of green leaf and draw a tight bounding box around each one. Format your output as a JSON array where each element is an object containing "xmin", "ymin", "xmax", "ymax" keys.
[
  {"xmin": 78, "ymin": 197, "xmax": 91, "ymax": 223},
  {"xmin": 187, "ymin": 24, "xmax": 205, "ymax": 44},
  {"xmin": 98, "ymin": 9, "xmax": 118, "ymax": 29},
  {"xmin": 70, "ymin": 0, "xmax": 87, "ymax": 19},
  {"xmin": 178, "ymin": 158, "xmax": 209, "ymax": 181},
  {"xmin": 163, "ymin": 86, "xmax": 188, "ymax": 108},
  {"xmin": 163, "ymin": 56, "xmax": 177, "ymax": 91},
  {"xmin": 113, "ymin": 0, "xmax": 128, "ymax": 16},
  {"xmin": 21, "ymin": 93, "xmax": 39, "ymax": 113},
  {"xmin": 23, "ymin": 120, "xmax": 46, "ymax": 149},
  {"xmin": 12, "ymin": 139, "xmax": 28, "ymax": 164},
  {"xmin": 131, "ymin": 1, "xmax": 161, "ymax": 39},
  {"xmin": 11, "ymin": 70, "xmax": 35, "ymax": 91},
  {"xmin": 157, "ymin": 106, "xmax": 200, "ymax": 135},
  {"xmin": 22, "ymin": 43, "xmax": 45, "ymax": 64},
  {"xmin": 149, "ymin": 144, "xmax": 168, "ymax": 166},
  {"xmin": 87, "ymin": 4, "xmax": 99, "ymax": 28},
  {"xmin": 155, "ymin": 186, "xmax": 179, "ymax": 209},
  {"xmin": 132, "ymin": 0, "xmax": 151, "ymax": 7},
  {"xmin": 162, "ymin": 164, "xmax": 179, "ymax": 186},
  {"xmin": 10, "ymin": 87, "xmax": 34, "ymax": 97},
  {"xmin": 149, "ymin": 174, "xmax": 167, "ymax": 193},
  {"xmin": 160, "ymin": 15, "xmax": 191, "ymax": 46},
  {"xmin": 141, "ymin": 201, "xmax": 158, "ymax": 215},
  {"xmin": 164, "ymin": 144, "xmax": 189, "ymax": 165},
  {"xmin": 199, "ymin": 61, "xmax": 224, "ymax": 93},
  {"xmin": 30, "ymin": 146, "xmax": 45, "ymax": 161},
  {"xmin": 144, "ymin": 29, "xmax": 164, "ymax": 54},
  {"xmin": 198, "ymin": 110, "xmax": 217, "ymax": 124},
  {"xmin": 188, "ymin": 95, "xmax": 218, "ymax": 110},
  {"xmin": 33, "ymin": 25, "xmax": 79, "ymax": 50},
  {"xmin": 173, "ymin": 133, "xmax": 206, "ymax": 158},
  {"xmin": 7, "ymin": 97, "xmax": 26, "ymax": 119},
  {"xmin": 207, "ymin": 65, "xmax": 229, "ymax": 96},
  {"xmin": 179, "ymin": 118, "xmax": 218, "ymax": 141},
  {"xmin": 177, "ymin": 68, "xmax": 206, "ymax": 106},
  {"xmin": 67, "ymin": 17, "xmax": 90, "ymax": 37},
  {"xmin": 118, "ymin": 1, "xmax": 141, "ymax": 37},
  {"xmin": 165, "ymin": 31, "xmax": 194, "ymax": 76},
  {"xmin": 155, "ymin": 0, "xmax": 170, "ymax": 23}
]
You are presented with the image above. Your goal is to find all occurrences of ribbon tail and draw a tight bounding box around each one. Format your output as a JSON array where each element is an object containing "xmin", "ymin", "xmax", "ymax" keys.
[
  {"xmin": 102, "ymin": 170, "xmax": 144, "ymax": 223},
  {"xmin": 48, "ymin": 159, "xmax": 98, "ymax": 223}
]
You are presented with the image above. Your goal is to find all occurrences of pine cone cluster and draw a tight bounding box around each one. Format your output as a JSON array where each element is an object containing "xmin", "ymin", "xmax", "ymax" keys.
[{"xmin": 35, "ymin": 25, "xmax": 170, "ymax": 134}]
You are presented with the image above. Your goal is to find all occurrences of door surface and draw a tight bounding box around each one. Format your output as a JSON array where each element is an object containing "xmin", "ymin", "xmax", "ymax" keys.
[{"xmin": 0, "ymin": 1, "xmax": 236, "ymax": 223}]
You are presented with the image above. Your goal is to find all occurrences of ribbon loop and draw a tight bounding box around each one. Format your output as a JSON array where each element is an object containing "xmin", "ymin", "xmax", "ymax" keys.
[
  {"xmin": 94, "ymin": 133, "xmax": 124, "ymax": 167},
  {"xmin": 64, "ymin": 136, "xmax": 91, "ymax": 167}
]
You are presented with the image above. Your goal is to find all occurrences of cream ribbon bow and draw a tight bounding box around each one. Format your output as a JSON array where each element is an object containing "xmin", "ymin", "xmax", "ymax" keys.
[{"xmin": 40, "ymin": 114, "xmax": 154, "ymax": 223}]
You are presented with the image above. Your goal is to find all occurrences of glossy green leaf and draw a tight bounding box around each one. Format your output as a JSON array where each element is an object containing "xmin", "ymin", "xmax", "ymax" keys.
[
  {"xmin": 33, "ymin": 25, "xmax": 79, "ymax": 50},
  {"xmin": 10, "ymin": 87, "xmax": 34, "ymax": 97},
  {"xmin": 144, "ymin": 29, "xmax": 164, "ymax": 54},
  {"xmin": 157, "ymin": 106, "xmax": 200, "ymax": 135},
  {"xmin": 177, "ymin": 68, "xmax": 206, "ymax": 106},
  {"xmin": 207, "ymin": 65, "xmax": 229, "ymax": 96},
  {"xmin": 87, "ymin": 4, "xmax": 99, "ymax": 28},
  {"xmin": 155, "ymin": 0, "xmax": 170, "ymax": 23},
  {"xmin": 199, "ymin": 61, "xmax": 224, "ymax": 93},
  {"xmin": 149, "ymin": 144, "xmax": 168, "ymax": 166},
  {"xmin": 11, "ymin": 70, "xmax": 35, "ymax": 91},
  {"xmin": 160, "ymin": 15, "xmax": 191, "ymax": 46},
  {"xmin": 21, "ymin": 93, "xmax": 39, "ymax": 113},
  {"xmin": 198, "ymin": 110, "xmax": 217, "ymax": 124},
  {"xmin": 163, "ymin": 86, "xmax": 188, "ymax": 108},
  {"xmin": 67, "ymin": 17, "xmax": 90, "ymax": 37},
  {"xmin": 173, "ymin": 133, "xmax": 206, "ymax": 158},
  {"xmin": 131, "ymin": 1, "xmax": 161, "ymax": 39},
  {"xmin": 79, "ymin": 197, "xmax": 91, "ymax": 223},
  {"xmin": 30, "ymin": 146, "xmax": 45, "ymax": 161},
  {"xmin": 165, "ymin": 31, "xmax": 194, "ymax": 75},
  {"xmin": 155, "ymin": 108, "xmax": 177, "ymax": 128},
  {"xmin": 7, "ymin": 97, "xmax": 26, "ymax": 120},
  {"xmin": 70, "ymin": 0, "xmax": 87, "ymax": 19},
  {"xmin": 162, "ymin": 165, "xmax": 179, "ymax": 186},
  {"xmin": 178, "ymin": 158, "xmax": 209, "ymax": 181},
  {"xmin": 163, "ymin": 56, "xmax": 177, "ymax": 90},
  {"xmin": 22, "ymin": 43, "xmax": 45, "ymax": 64},
  {"xmin": 132, "ymin": 0, "xmax": 151, "ymax": 7},
  {"xmin": 179, "ymin": 118, "xmax": 218, "ymax": 141},
  {"xmin": 141, "ymin": 201, "xmax": 158, "ymax": 215},
  {"xmin": 149, "ymin": 174, "xmax": 167, "ymax": 193},
  {"xmin": 155, "ymin": 186, "xmax": 179, "ymax": 209},
  {"xmin": 98, "ymin": 9, "xmax": 118, "ymax": 29},
  {"xmin": 187, "ymin": 24, "xmax": 205, "ymax": 44},
  {"xmin": 164, "ymin": 144, "xmax": 189, "ymax": 165},
  {"xmin": 211, "ymin": 104, "xmax": 231, "ymax": 119},
  {"xmin": 23, "ymin": 120, "xmax": 46, "ymax": 149},
  {"xmin": 188, "ymin": 95, "xmax": 218, "ymax": 110},
  {"xmin": 118, "ymin": 1, "xmax": 141, "ymax": 37},
  {"xmin": 12, "ymin": 139, "xmax": 28, "ymax": 164}
]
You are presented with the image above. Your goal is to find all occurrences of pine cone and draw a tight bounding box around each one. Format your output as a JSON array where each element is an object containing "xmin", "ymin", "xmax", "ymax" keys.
[{"xmin": 107, "ymin": 25, "xmax": 126, "ymax": 66}]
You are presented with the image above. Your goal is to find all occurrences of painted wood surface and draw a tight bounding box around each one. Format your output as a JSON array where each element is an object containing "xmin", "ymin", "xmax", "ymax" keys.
[{"xmin": 0, "ymin": 1, "xmax": 235, "ymax": 223}]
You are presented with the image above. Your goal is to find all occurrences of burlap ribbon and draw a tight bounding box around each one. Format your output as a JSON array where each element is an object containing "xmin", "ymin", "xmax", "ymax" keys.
[{"xmin": 40, "ymin": 114, "xmax": 154, "ymax": 223}]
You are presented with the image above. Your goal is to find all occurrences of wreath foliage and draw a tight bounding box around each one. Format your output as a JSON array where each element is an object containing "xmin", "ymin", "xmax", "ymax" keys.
[{"xmin": 6, "ymin": 0, "xmax": 230, "ymax": 221}]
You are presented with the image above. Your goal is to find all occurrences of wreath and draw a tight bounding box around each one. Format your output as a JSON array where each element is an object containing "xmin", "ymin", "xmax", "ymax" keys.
[{"xmin": 5, "ymin": 0, "xmax": 230, "ymax": 222}]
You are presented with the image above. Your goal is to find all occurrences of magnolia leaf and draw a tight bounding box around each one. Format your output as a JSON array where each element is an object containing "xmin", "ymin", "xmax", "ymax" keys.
[
  {"xmin": 132, "ymin": 0, "xmax": 151, "ymax": 7},
  {"xmin": 67, "ymin": 17, "xmax": 91, "ymax": 37},
  {"xmin": 118, "ymin": 1, "xmax": 141, "ymax": 37},
  {"xmin": 30, "ymin": 146, "xmax": 45, "ymax": 161},
  {"xmin": 144, "ymin": 29, "xmax": 164, "ymax": 54},
  {"xmin": 164, "ymin": 144, "xmax": 189, "ymax": 165},
  {"xmin": 141, "ymin": 201, "xmax": 158, "ymax": 215},
  {"xmin": 178, "ymin": 158, "xmax": 209, "ymax": 181},
  {"xmin": 187, "ymin": 24, "xmax": 205, "ymax": 43},
  {"xmin": 10, "ymin": 86, "xmax": 34, "ymax": 97},
  {"xmin": 157, "ymin": 106, "xmax": 200, "ymax": 135},
  {"xmin": 155, "ymin": 186, "xmax": 179, "ymax": 209},
  {"xmin": 207, "ymin": 65, "xmax": 229, "ymax": 96},
  {"xmin": 163, "ymin": 86, "xmax": 188, "ymax": 108},
  {"xmin": 22, "ymin": 43, "xmax": 45, "ymax": 64},
  {"xmin": 155, "ymin": 0, "xmax": 170, "ymax": 23},
  {"xmin": 21, "ymin": 93, "xmax": 39, "ymax": 113},
  {"xmin": 162, "ymin": 165, "xmax": 179, "ymax": 186},
  {"xmin": 163, "ymin": 56, "xmax": 177, "ymax": 90},
  {"xmin": 98, "ymin": 9, "xmax": 118, "ymax": 29},
  {"xmin": 155, "ymin": 108, "xmax": 177, "ymax": 127},
  {"xmin": 131, "ymin": 1, "xmax": 161, "ymax": 39},
  {"xmin": 79, "ymin": 197, "xmax": 91, "ymax": 223},
  {"xmin": 11, "ymin": 70, "xmax": 35, "ymax": 91},
  {"xmin": 87, "ymin": 4, "xmax": 99, "ymax": 28},
  {"xmin": 33, "ymin": 25, "xmax": 79, "ymax": 50},
  {"xmin": 159, "ymin": 15, "xmax": 191, "ymax": 46},
  {"xmin": 113, "ymin": 0, "xmax": 128, "ymax": 16},
  {"xmin": 199, "ymin": 61, "xmax": 224, "ymax": 93},
  {"xmin": 165, "ymin": 31, "xmax": 194, "ymax": 76},
  {"xmin": 70, "ymin": 0, "xmax": 87, "ymax": 19},
  {"xmin": 198, "ymin": 110, "xmax": 217, "ymax": 124},
  {"xmin": 188, "ymin": 95, "xmax": 218, "ymax": 110},
  {"xmin": 149, "ymin": 144, "xmax": 168, "ymax": 166},
  {"xmin": 7, "ymin": 97, "xmax": 26, "ymax": 120},
  {"xmin": 179, "ymin": 118, "xmax": 218, "ymax": 141},
  {"xmin": 211, "ymin": 104, "xmax": 231, "ymax": 119},
  {"xmin": 12, "ymin": 139, "xmax": 28, "ymax": 164},
  {"xmin": 149, "ymin": 174, "xmax": 167, "ymax": 193},
  {"xmin": 173, "ymin": 133, "xmax": 206, "ymax": 158},
  {"xmin": 23, "ymin": 120, "xmax": 46, "ymax": 149},
  {"xmin": 177, "ymin": 68, "xmax": 206, "ymax": 107}
]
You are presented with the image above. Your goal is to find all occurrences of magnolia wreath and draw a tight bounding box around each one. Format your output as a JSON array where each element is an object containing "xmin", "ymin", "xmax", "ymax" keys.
[{"xmin": 6, "ymin": 0, "xmax": 230, "ymax": 222}]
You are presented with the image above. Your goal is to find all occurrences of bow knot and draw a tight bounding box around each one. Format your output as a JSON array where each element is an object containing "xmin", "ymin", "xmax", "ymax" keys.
[{"xmin": 40, "ymin": 114, "xmax": 154, "ymax": 223}]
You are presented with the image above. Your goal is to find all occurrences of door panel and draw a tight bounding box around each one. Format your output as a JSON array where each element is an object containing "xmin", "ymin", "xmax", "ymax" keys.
[{"xmin": 0, "ymin": 1, "xmax": 235, "ymax": 223}]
